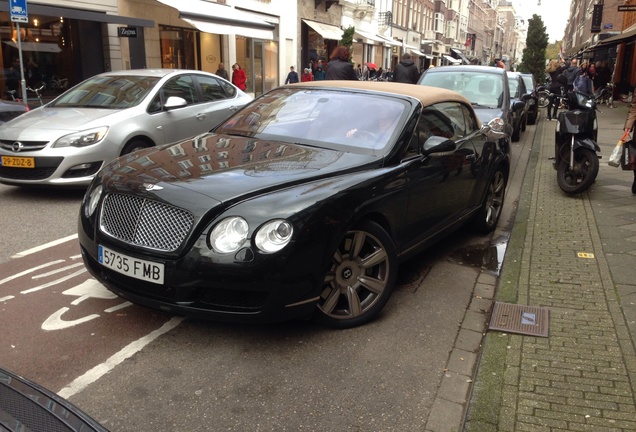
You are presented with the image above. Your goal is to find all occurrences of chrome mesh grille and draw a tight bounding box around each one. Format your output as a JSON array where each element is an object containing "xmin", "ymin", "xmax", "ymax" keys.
[{"xmin": 100, "ymin": 194, "xmax": 194, "ymax": 252}]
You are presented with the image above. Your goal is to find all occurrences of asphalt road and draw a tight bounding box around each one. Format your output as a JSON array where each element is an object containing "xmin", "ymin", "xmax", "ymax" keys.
[{"xmin": 0, "ymin": 124, "xmax": 532, "ymax": 431}]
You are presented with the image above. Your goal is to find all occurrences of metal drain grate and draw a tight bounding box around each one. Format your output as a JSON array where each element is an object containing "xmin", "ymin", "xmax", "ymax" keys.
[{"xmin": 488, "ymin": 302, "xmax": 549, "ymax": 337}]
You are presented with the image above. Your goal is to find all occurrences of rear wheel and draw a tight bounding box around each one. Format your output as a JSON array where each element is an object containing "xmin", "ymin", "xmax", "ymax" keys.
[
  {"xmin": 556, "ymin": 148, "xmax": 599, "ymax": 194},
  {"xmin": 314, "ymin": 221, "xmax": 397, "ymax": 329},
  {"xmin": 471, "ymin": 168, "xmax": 506, "ymax": 234},
  {"xmin": 538, "ymin": 91, "xmax": 549, "ymax": 108}
]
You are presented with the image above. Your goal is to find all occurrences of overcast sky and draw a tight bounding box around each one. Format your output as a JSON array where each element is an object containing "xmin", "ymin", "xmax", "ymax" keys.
[{"xmin": 512, "ymin": 0, "xmax": 571, "ymax": 43}]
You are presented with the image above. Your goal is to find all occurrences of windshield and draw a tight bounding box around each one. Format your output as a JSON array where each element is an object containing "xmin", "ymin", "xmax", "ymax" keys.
[
  {"xmin": 420, "ymin": 71, "xmax": 504, "ymax": 108},
  {"xmin": 50, "ymin": 75, "xmax": 160, "ymax": 109},
  {"xmin": 521, "ymin": 76, "xmax": 534, "ymax": 91},
  {"xmin": 216, "ymin": 88, "xmax": 409, "ymax": 156},
  {"xmin": 508, "ymin": 78, "xmax": 520, "ymax": 98}
]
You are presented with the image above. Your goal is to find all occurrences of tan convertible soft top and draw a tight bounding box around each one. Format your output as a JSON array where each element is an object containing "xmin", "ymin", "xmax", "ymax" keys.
[{"xmin": 286, "ymin": 80, "xmax": 471, "ymax": 107}]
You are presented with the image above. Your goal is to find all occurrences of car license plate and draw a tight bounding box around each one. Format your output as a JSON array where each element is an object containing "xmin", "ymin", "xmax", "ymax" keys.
[
  {"xmin": 1, "ymin": 156, "xmax": 35, "ymax": 168},
  {"xmin": 98, "ymin": 245, "xmax": 164, "ymax": 285}
]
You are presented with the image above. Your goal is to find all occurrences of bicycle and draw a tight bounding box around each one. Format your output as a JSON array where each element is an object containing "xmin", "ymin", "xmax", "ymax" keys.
[{"xmin": 27, "ymin": 84, "xmax": 46, "ymax": 106}]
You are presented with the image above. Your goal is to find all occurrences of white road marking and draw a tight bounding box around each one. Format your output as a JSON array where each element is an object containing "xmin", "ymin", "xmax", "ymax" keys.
[
  {"xmin": 32, "ymin": 262, "xmax": 85, "ymax": 279},
  {"xmin": 0, "ymin": 260, "xmax": 65, "ymax": 286},
  {"xmin": 21, "ymin": 269, "xmax": 87, "ymax": 294},
  {"xmin": 0, "ymin": 295, "xmax": 15, "ymax": 302},
  {"xmin": 104, "ymin": 302, "xmax": 132, "ymax": 313},
  {"xmin": 11, "ymin": 234, "xmax": 78, "ymax": 258},
  {"xmin": 57, "ymin": 316, "xmax": 185, "ymax": 398},
  {"xmin": 42, "ymin": 307, "xmax": 100, "ymax": 331}
]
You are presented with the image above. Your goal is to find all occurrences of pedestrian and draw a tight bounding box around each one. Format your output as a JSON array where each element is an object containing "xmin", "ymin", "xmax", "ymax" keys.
[
  {"xmin": 215, "ymin": 63, "xmax": 229, "ymax": 81},
  {"xmin": 300, "ymin": 68, "xmax": 313, "ymax": 82},
  {"xmin": 562, "ymin": 58, "xmax": 579, "ymax": 91},
  {"xmin": 355, "ymin": 64, "xmax": 363, "ymax": 80},
  {"xmin": 392, "ymin": 52, "xmax": 419, "ymax": 84},
  {"xmin": 324, "ymin": 46, "xmax": 358, "ymax": 81},
  {"xmin": 573, "ymin": 63, "xmax": 594, "ymax": 96},
  {"xmin": 314, "ymin": 64, "xmax": 326, "ymax": 81},
  {"xmin": 285, "ymin": 66, "xmax": 299, "ymax": 84},
  {"xmin": 232, "ymin": 63, "xmax": 247, "ymax": 91},
  {"xmin": 623, "ymin": 99, "xmax": 636, "ymax": 194},
  {"xmin": 545, "ymin": 59, "xmax": 567, "ymax": 121},
  {"xmin": 496, "ymin": 59, "xmax": 505, "ymax": 69}
]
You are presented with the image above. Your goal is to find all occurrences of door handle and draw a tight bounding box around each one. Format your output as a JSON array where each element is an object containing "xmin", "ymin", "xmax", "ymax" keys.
[{"xmin": 195, "ymin": 113, "xmax": 206, "ymax": 120}]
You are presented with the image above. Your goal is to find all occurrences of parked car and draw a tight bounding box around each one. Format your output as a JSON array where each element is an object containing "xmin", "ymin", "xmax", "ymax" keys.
[
  {"xmin": 0, "ymin": 367, "xmax": 108, "ymax": 431},
  {"xmin": 0, "ymin": 99, "xmax": 28, "ymax": 124},
  {"xmin": 0, "ymin": 69, "xmax": 252, "ymax": 187},
  {"xmin": 418, "ymin": 65, "xmax": 514, "ymax": 147},
  {"xmin": 78, "ymin": 81, "xmax": 509, "ymax": 329},
  {"xmin": 519, "ymin": 73, "xmax": 539, "ymax": 124},
  {"xmin": 506, "ymin": 71, "xmax": 529, "ymax": 141}
]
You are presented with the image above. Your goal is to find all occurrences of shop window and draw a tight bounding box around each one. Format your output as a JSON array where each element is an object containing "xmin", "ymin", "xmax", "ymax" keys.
[{"xmin": 160, "ymin": 25, "xmax": 198, "ymax": 69}]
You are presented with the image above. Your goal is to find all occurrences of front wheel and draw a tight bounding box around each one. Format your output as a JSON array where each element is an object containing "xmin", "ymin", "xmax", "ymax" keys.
[
  {"xmin": 556, "ymin": 148, "xmax": 599, "ymax": 194},
  {"xmin": 538, "ymin": 91, "xmax": 550, "ymax": 108},
  {"xmin": 314, "ymin": 221, "xmax": 397, "ymax": 329}
]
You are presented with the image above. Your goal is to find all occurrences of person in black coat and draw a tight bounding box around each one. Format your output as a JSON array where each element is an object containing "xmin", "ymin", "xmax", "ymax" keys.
[
  {"xmin": 324, "ymin": 46, "xmax": 358, "ymax": 81},
  {"xmin": 392, "ymin": 53, "xmax": 420, "ymax": 84}
]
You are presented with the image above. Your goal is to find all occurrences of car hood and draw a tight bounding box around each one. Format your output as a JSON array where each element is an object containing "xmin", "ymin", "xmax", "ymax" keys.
[
  {"xmin": 0, "ymin": 107, "xmax": 123, "ymax": 136},
  {"xmin": 102, "ymin": 133, "xmax": 378, "ymax": 204},
  {"xmin": 472, "ymin": 107, "xmax": 506, "ymax": 124}
]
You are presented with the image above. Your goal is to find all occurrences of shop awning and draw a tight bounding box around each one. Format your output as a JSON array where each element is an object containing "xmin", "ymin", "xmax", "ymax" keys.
[
  {"xmin": 410, "ymin": 49, "xmax": 432, "ymax": 59},
  {"xmin": 375, "ymin": 34, "xmax": 401, "ymax": 46},
  {"xmin": 450, "ymin": 48, "xmax": 470, "ymax": 64},
  {"xmin": 354, "ymin": 30, "xmax": 385, "ymax": 45},
  {"xmin": 3, "ymin": 41, "xmax": 61, "ymax": 53},
  {"xmin": 593, "ymin": 27, "xmax": 636, "ymax": 48},
  {"xmin": 157, "ymin": 0, "xmax": 275, "ymax": 39},
  {"xmin": 443, "ymin": 55, "xmax": 461, "ymax": 64},
  {"xmin": 302, "ymin": 19, "xmax": 343, "ymax": 41},
  {"xmin": 0, "ymin": 2, "xmax": 154, "ymax": 27}
]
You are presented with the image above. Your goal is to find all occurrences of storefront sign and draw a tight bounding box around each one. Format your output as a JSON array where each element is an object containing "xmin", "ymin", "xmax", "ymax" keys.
[
  {"xmin": 591, "ymin": 4, "xmax": 603, "ymax": 33},
  {"xmin": 118, "ymin": 27, "xmax": 138, "ymax": 37},
  {"xmin": 618, "ymin": 5, "xmax": 636, "ymax": 11}
]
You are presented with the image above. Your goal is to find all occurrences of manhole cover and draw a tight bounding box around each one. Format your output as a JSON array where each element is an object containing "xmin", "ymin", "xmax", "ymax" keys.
[{"xmin": 488, "ymin": 302, "xmax": 549, "ymax": 337}]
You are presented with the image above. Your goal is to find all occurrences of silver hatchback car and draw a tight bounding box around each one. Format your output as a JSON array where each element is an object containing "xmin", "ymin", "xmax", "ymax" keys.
[{"xmin": 0, "ymin": 69, "xmax": 252, "ymax": 187}]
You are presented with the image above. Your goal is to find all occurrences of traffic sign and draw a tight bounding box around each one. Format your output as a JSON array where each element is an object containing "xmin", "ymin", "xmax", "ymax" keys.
[{"xmin": 10, "ymin": 0, "xmax": 28, "ymax": 23}]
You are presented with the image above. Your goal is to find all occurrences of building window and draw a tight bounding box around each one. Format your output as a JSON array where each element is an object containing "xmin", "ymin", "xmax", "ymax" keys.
[{"xmin": 434, "ymin": 13, "xmax": 445, "ymax": 34}]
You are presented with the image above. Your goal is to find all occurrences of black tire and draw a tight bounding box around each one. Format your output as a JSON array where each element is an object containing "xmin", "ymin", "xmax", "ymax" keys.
[
  {"xmin": 121, "ymin": 140, "xmax": 151, "ymax": 156},
  {"xmin": 521, "ymin": 115, "xmax": 527, "ymax": 132},
  {"xmin": 314, "ymin": 220, "xmax": 397, "ymax": 329},
  {"xmin": 556, "ymin": 148, "xmax": 599, "ymax": 194},
  {"xmin": 511, "ymin": 124, "xmax": 521, "ymax": 142},
  {"xmin": 471, "ymin": 169, "xmax": 506, "ymax": 234},
  {"xmin": 527, "ymin": 113, "xmax": 537, "ymax": 125}
]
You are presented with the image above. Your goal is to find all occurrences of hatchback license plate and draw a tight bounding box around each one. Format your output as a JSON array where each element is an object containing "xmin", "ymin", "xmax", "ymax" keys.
[
  {"xmin": 98, "ymin": 245, "xmax": 164, "ymax": 284},
  {"xmin": 1, "ymin": 156, "xmax": 35, "ymax": 168}
]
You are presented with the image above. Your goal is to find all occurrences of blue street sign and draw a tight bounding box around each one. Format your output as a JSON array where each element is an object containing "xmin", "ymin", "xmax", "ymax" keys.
[{"xmin": 10, "ymin": 0, "xmax": 28, "ymax": 23}]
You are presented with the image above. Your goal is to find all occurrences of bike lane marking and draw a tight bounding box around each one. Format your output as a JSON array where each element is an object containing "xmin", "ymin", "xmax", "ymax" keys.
[{"xmin": 1, "ymin": 235, "xmax": 183, "ymax": 392}]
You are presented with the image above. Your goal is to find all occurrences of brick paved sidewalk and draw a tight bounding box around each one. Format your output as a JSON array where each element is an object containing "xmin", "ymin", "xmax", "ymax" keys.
[{"xmin": 464, "ymin": 104, "xmax": 636, "ymax": 431}]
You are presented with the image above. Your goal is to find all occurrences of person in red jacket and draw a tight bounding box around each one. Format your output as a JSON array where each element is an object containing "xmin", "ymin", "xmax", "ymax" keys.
[
  {"xmin": 232, "ymin": 63, "xmax": 247, "ymax": 91},
  {"xmin": 301, "ymin": 68, "xmax": 313, "ymax": 82}
]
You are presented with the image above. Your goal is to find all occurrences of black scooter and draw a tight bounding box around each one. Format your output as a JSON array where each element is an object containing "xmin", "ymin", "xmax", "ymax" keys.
[{"xmin": 552, "ymin": 90, "xmax": 601, "ymax": 194}]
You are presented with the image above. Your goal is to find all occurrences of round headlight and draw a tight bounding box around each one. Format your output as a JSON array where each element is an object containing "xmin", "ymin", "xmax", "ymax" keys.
[
  {"xmin": 85, "ymin": 185, "xmax": 103, "ymax": 217},
  {"xmin": 488, "ymin": 117, "xmax": 505, "ymax": 132},
  {"xmin": 255, "ymin": 220, "xmax": 293, "ymax": 253},
  {"xmin": 209, "ymin": 217, "xmax": 249, "ymax": 253}
]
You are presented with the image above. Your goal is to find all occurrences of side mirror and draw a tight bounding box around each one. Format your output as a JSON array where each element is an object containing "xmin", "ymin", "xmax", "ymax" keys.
[
  {"xmin": 164, "ymin": 96, "xmax": 188, "ymax": 110},
  {"xmin": 422, "ymin": 136, "xmax": 456, "ymax": 155},
  {"xmin": 513, "ymin": 100, "xmax": 526, "ymax": 111},
  {"xmin": 480, "ymin": 119, "xmax": 506, "ymax": 142}
]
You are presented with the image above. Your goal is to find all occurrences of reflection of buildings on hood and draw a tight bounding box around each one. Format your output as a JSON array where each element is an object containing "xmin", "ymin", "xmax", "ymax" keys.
[{"xmin": 105, "ymin": 133, "xmax": 341, "ymax": 186}]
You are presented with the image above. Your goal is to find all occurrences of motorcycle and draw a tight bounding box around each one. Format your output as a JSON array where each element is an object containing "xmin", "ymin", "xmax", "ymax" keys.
[{"xmin": 553, "ymin": 90, "xmax": 601, "ymax": 194}]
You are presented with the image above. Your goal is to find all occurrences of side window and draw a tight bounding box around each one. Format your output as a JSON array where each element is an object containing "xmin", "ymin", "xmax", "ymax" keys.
[
  {"xmin": 196, "ymin": 75, "xmax": 228, "ymax": 101},
  {"xmin": 416, "ymin": 102, "xmax": 459, "ymax": 149},
  {"xmin": 160, "ymin": 75, "xmax": 196, "ymax": 105},
  {"xmin": 219, "ymin": 79, "xmax": 237, "ymax": 98},
  {"xmin": 460, "ymin": 104, "xmax": 479, "ymax": 134}
]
